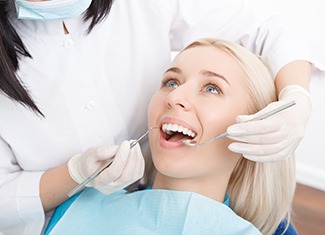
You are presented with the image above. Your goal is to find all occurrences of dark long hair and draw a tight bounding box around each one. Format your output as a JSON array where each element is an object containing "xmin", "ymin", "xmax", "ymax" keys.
[{"xmin": 0, "ymin": 0, "xmax": 114, "ymax": 116}]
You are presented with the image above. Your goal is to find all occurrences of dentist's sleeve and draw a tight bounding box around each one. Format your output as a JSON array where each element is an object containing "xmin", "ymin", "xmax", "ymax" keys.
[
  {"xmin": 0, "ymin": 136, "xmax": 45, "ymax": 235},
  {"xmin": 155, "ymin": 0, "xmax": 315, "ymax": 77}
]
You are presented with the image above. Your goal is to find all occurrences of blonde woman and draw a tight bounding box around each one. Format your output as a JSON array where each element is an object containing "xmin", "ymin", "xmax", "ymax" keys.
[{"xmin": 45, "ymin": 39, "xmax": 296, "ymax": 235}]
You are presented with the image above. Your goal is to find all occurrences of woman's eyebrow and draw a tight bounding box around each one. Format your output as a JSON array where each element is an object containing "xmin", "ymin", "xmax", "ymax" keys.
[
  {"xmin": 200, "ymin": 70, "xmax": 230, "ymax": 85},
  {"xmin": 164, "ymin": 67, "xmax": 182, "ymax": 74},
  {"xmin": 164, "ymin": 67, "xmax": 230, "ymax": 86}
]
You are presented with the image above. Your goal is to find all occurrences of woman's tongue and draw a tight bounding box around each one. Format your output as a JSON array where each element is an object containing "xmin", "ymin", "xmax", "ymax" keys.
[{"xmin": 168, "ymin": 132, "xmax": 191, "ymax": 142}]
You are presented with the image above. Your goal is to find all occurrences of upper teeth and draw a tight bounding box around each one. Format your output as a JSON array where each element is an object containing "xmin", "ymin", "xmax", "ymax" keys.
[{"xmin": 162, "ymin": 123, "xmax": 196, "ymax": 138}]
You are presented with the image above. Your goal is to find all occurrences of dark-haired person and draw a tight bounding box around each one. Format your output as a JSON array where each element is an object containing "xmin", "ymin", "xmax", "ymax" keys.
[{"xmin": 0, "ymin": 0, "xmax": 314, "ymax": 234}]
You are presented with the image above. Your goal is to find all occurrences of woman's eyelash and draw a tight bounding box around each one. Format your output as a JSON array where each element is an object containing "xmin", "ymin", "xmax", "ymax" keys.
[
  {"xmin": 203, "ymin": 82, "xmax": 223, "ymax": 94},
  {"xmin": 161, "ymin": 77, "xmax": 179, "ymax": 88}
]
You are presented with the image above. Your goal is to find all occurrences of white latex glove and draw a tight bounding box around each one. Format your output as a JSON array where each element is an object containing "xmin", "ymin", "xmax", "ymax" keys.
[
  {"xmin": 68, "ymin": 140, "xmax": 145, "ymax": 194},
  {"xmin": 227, "ymin": 85, "xmax": 312, "ymax": 163}
]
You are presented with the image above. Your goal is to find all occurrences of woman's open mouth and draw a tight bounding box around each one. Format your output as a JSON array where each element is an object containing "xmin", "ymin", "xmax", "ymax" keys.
[{"xmin": 162, "ymin": 123, "xmax": 197, "ymax": 142}]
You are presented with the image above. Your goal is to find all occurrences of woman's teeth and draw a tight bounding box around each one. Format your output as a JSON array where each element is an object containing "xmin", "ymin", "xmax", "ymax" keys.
[{"xmin": 162, "ymin": 123, "xmax": 196, "ymax": 138}]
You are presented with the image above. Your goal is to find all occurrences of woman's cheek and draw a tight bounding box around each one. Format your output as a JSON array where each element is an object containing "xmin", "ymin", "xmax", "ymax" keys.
[{"xmin": 147, "ymin": 93, "xmax": 162, "ymax": 122}]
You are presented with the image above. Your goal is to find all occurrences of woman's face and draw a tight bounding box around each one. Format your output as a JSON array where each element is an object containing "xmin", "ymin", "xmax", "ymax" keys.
[{"xmin": 148, "ymin": 46, "xmax": 251, "ymax": 182}]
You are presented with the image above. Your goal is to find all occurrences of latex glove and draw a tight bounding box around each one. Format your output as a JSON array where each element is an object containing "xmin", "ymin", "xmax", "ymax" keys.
[
  {"xmin": 227, "ymin": 85, "xmax": 312, "ymax": 163},
  {"xmin": 68, "ymin": 140, "xmax": 145, "ymax": 194}
]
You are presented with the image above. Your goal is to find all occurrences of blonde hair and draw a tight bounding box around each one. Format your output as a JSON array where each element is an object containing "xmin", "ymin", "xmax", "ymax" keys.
[{"xmin": 181, "ymin": 38, "xmax": 296, "ymax": 235}]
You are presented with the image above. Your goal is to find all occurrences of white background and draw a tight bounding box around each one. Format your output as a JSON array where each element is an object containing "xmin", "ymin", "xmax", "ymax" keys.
[{"xmin": 242, "ymin": 0, "xmax": 325, "ymax": 191}]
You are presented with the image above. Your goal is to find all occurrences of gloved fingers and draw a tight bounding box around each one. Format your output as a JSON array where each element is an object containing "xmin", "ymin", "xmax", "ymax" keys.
[
  {"xmin": 234, "ymin": 101, "xmax": 289, "ymax": 123},
  {"xmin": 78, "ymin": 145, "xmax": 119, "ymax": 178},
  {"xmin": 112, "ymin": 142, "xmax": 145, "ymax": 184},
  {"xmin": 226, "ymin": 86, "xmax": 311, "ymax": 163},
  {"xmin": 227, "ymin": 126, "xmax": 290, "ymax": 144},
  {"xmin": 228, "ymin": 136, "xmax": 298, "ymax": 157},
  {"xmin": 94, "ymin": 140, "xmax": 131, "ymax": 184},
  {"xmin": 103, "ymin": 142, "xmax": 144, "ymax": 187},
  {"xmin": 95, "ymin": 144, "xmax": 119, "ymax": 161},
  {"xmin": 228, "ymin": 100, "xmax": 294, "ymax": 137},
  {"xmin": 242, "ymin": 142, "xmax": 297, "ymax": 163},
  {"xmin": 227, "ymin": 118, "xmax": 280, "ymax": 137},
  {"xmin": 71, "ymin": 148, "xmax": 105, "ymax": 180},
  {"xmin": 93, "ymin": 142, "xmax": 145, "ymax": 194}
]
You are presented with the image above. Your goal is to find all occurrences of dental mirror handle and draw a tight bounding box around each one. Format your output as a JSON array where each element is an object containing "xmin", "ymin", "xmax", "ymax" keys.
[
  {"xmin": 246, "ymin": 100, "xmax": 296, "ymax": 122},
  {"xmin": 67, "ymin": 128, "xmax": 155, "ymax": 198}
]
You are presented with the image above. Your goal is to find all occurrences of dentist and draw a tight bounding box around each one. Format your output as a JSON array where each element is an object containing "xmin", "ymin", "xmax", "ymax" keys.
[{"xmin": 0, "ymin": 0, "xmax": 314, "ymax": 234}]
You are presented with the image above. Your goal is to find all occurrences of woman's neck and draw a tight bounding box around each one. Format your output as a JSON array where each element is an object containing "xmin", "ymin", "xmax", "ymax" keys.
[{"xmin": 152, "ymin": 172, "xmax": 230, "ymax": 203}]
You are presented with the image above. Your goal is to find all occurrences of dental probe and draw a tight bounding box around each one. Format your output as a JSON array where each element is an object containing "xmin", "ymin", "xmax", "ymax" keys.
[
  {"xmin": 67, "ymin": 127, "xmax": 158, "ymax": 198},
  {"xmin": 183, "ymin": 100, "xmax": 296, "ymax": 147}
]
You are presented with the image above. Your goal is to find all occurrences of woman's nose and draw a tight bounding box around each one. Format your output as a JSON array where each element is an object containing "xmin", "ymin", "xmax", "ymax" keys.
[{"xmin": 166, "ymin": 85, "xmax": 192, "ymax": 111}]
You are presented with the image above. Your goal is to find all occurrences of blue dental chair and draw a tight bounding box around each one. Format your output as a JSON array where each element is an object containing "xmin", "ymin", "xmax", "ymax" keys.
[{"xmin": 274, "ymin": 219, "xmax": 298, "ymax": 235}]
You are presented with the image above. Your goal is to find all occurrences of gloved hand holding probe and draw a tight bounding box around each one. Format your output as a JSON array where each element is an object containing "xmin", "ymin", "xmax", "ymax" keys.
[
  {"xmin": 227, "ymin": 85, "xmax": 312, "ymax": 163},
  {"xmin": 68, "ymin": 140, "xmax": 145, "ymax": 194}
]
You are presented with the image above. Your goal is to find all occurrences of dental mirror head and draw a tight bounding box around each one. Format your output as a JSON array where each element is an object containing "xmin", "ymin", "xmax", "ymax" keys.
[{"xmin": 182, "ymin": 132, "xmax": 228, "ymax": 147}]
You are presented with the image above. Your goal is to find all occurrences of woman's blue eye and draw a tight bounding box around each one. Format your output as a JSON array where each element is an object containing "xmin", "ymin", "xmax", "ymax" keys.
[
  {"xmin": 164, "ymin": 79, "xmax": 179, "ymax": 88},
  {"xmin": 204, "ymin": 84, "xmax": 221, "ymax": 94}
]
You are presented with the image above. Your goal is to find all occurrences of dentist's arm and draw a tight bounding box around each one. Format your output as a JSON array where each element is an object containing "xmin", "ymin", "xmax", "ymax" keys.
[
  {"xmin": 227, "ymin": 60, "xmax": 312, "ymax": 162},
  {"xmin": 275, "ymin": 60, "xmax": 311, "ymax": 92},
  {"xmin": 40, "ymin": 141, "xmax": 144, "ymax": 211}
]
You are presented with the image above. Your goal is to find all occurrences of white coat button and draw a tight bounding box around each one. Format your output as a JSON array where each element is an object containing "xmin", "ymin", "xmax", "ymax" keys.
[
  {"xmin": 86, "ymin": 101, "xmax": 96, "ymax": 110},
  {"xmin": 63, "ymin": 39, "xmax": 74, "ymax": 49}
]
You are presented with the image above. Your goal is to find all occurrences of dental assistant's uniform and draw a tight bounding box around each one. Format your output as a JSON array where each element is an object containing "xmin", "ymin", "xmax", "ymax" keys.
[{"xmin": 0, "ymin": 0, "xmax": 315, "ymax": 234}]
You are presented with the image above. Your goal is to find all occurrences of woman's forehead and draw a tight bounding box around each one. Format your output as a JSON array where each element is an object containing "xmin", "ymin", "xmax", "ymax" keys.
[
  {"xmin": 174, "ymin": 47, "xmax": 240, "ymax": 69},
  {"xmin": 171, "ymin": 46, "xmax": 247, "ymax": 84}
]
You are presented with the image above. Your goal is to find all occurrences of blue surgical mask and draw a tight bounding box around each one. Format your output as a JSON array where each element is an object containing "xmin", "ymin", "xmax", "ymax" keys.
[{"xmin": 15, "ymin": 0, "xmax": 93, "ymax": 21}]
